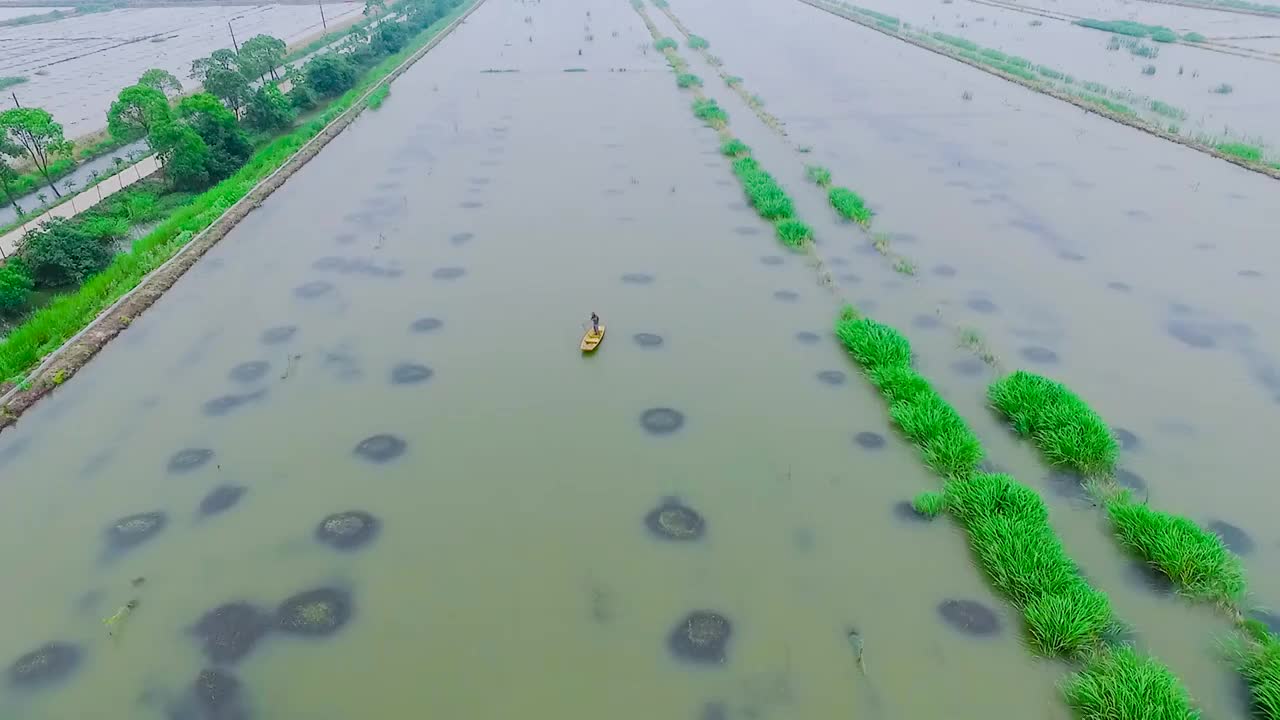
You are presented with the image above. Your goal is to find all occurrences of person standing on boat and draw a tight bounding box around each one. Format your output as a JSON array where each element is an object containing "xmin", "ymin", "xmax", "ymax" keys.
[{"xmin": 590, "ymin": 312, "xmax": 600, "ymax": 335}]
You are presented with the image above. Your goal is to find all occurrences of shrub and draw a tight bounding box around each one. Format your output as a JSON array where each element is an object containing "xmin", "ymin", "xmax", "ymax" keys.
[
  {"xmin": 79, "ymin": 216, "xmax": 131, "ymax": 242},
  {"xmin": 304, "ymin": 53, "xmax": 358, "ymax": 96},
  {"xmin": 244, "ymin": 85, "xmax": 296, "ymax": 131},
  {"xmin": 18, "ymin": 218, "xmax": 114, "ymax": 287},
  {"xmin": 0, "ymin": 260, "xmax": 33, "ymax": 314}
]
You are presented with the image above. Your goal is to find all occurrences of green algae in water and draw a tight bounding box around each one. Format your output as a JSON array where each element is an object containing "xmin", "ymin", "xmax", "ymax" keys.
[{"xmin": 276, "ymin": 587, "xmax": 353, "ymax": 637}]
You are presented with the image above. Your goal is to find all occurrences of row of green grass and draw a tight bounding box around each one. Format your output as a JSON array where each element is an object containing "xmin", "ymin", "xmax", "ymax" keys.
[
  {"xmin": 0, "ymin": 0, "xmax": 478, "ymax": 383},
  {"xmin": 803, "ymin": 165, "xmax": 873, "ymax": 226},
  {"xmin": 988, "ymin": 370, "xmax": 1278, "ymax": 712},
  {"xmin": 1075, "ymin": 18, "xmax": 1184, "ymax": 43},
  {"xmin": 834, "ymin": 310, "xmax": 1196, "ymax": 717}
]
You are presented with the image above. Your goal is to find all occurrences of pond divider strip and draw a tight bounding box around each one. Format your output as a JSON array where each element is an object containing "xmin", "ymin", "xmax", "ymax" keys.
[
  {"xmin": 794, "ymin": 0, "xmax": 1280, "ymax": 180},
  {"xmin": 0, "ymin": 0, "xmax": 489, "ymax": 430},
  {"xmin": 833, "ymin": 309, "xmax": 1199, "ymax": 718},
  {"xmin": 988, "ymin": 369, "xmax": 1280, "ymax": 716}
]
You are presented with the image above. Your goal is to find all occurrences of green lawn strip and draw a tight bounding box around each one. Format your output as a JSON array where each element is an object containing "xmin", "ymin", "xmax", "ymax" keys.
[
  {"xmin": 0, "ymin": 0, "xmax": 477, "ymax": 382},
  {"xmin": 988, "ymin": 370, "xmax": 1277, "ymax": 712}
]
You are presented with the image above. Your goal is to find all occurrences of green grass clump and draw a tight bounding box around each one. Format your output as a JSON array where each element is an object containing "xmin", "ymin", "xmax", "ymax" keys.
[
  {"xmin": 912, "ymin": 491, "xmax": 946, "ymax": 518},
  {"xmin": 979, "ymin": 48, "xmax": 1008, "ymax": 62},
  {"xmin": 1151, "ymin": 28, "xmax": 1179, "ymax": 42},
  {"xmin": 774, "ymin": 218, "xmax": 812, "ymax": 247},
  {"xmin": 1075, "ymin": 18, "xmax": 1180, "ymax": 40},
  {"xmin": 1211, "ymin": 82, "xmax": 1234, "ymax": 94},
  {"xmin": 1216, "ymin": 142, "xmax": 1262, "ymax": 162},
  {"xmin": 1107, "ymin": 500, "xmax": 1245, "ymax": 602},
  {"xmin": 724, "ymin": 75, "xmax": 743, "ymax": 87},
  {"xmin": 988, "ymin": 371, "xmax": 1118, "ymax": 477},
  {"xmin": 687, "ymin": 34, "xmax": 709, "ymax": 49},
  {"xmin": 719, "ymin": 138, "xmax": 750, "ymax": 157},
  {"xmin": 1063, "ymin": 646, "xmax": 1199, "ymax": 720},
  {"xmin": 654, "ymin": 37, "xmax": 677, "ymax": 51},
  {"xmin": 835, "ymin": 315, "xmax": 912, "ymax": 370},
  {"xmin": 805, "ymin": 164, "xmax": 831, "ymax": 187},
  {"xmin": 691, "ymin": 97, "xmax": 728, "ymax": 126},
  {"xmin": 1237, "ymin": 635, "xmax": 1280, "ymax": 718},
  {"xmin": 1150, "ymin": 100, "xmax": 1186, "ymax": 120},
  {"xmin": 1037, "ymin": 65, "xmax": 1065, "ymax": 80},
  {"xmin": 828, "ymin": 186, "xmax": 873, "ymax": 226},
  {"xmin": 675, "ymin": 72, "xmax": 702, "ymax": 88},
  {"xmin": 731, "ymin": 157, "xmax": 793, "ymax": 220},
  {"xmin": 1183, "ymin": 32, "xmax": 1206, "ymax": 42},
  {"xmin": 366, "ymin": 84, "xmax": 390, "ymax": 109},
  {"xmin": 931, "ymin": 32, "xmax": 979, "ymax": 51}
]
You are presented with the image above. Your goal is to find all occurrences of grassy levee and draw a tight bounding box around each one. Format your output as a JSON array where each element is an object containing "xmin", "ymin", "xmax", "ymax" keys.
[
  {"xmin": 0, "ymin": 0, "xmax": 484, "ymax": 417},
  {"xmin": 988, "ymin": 370, "xmax": 1280, "ymax": 714},
  {"xmin": 834, "ymin": 310, "xmax": 1197, "ymax": 717},
  {"xmin": 635, "ymin": 2, "xmax": 811, "ymax": 251},
  {"xmin": 794, "ymin": 0, "xmax": 1280, "ymax": 179}
]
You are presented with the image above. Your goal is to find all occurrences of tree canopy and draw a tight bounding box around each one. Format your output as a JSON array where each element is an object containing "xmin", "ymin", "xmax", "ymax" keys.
[
  {"xmin": 138, "ymin": 68, "xmax": 183, "ymax": 97},
  {"xmin": 107, "ymin": 83, "xmax": 171, "ymax": 143},
  {"xmin": 237, "ymin": 35, "xmax": 286, "ymax": 82},
  {"xmin": 0, "ymin": 108, "xmax": 71, "ymax": 197}
]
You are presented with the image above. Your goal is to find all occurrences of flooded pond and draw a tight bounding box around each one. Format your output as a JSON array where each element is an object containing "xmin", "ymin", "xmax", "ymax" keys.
[{"xmin": 1, "ymin": 0, "xmax": 1276, "ymax": 718}]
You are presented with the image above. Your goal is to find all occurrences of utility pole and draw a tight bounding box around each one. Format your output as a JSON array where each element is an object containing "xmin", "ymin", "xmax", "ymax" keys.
[
  {"xmin": 318, "ymin": 0, "xmax": 328, "ymax": 31},
  {"xmin": 11, "ymin": 91, "xmax": 19, "ymax": 108},
  {"xmin": 228, "ymin": 20, "xmax": 240, "ymax": 53}
]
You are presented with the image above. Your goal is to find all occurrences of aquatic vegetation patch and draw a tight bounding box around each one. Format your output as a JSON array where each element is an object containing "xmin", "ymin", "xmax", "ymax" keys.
[
  {"xmin": 644, "ymin": 499, "xmax": 706, "ymax": 541},
  {"xmin": 261, "ymin": 325, "xmax": 298, "ymax": 345},
  {"xmin": 654, "ymin": 37, "xmax": 677, "ymax": 51},
  {"xmin": 719, "ymin": 138, "xmax": 750, "ymax": 157},
  {"xmin": 168, "ymin": 448, "xmax": 215, "ymax": 474},
  {"xmin": 191, "ymin": 602, "xmax": 272, "ymax": 664},
  {"xmin": 676, "ymin": 73, "xmax": 702, "ymax": 88},
  {"xmin": 7, "ymin": 641, "xmax": 81, "ymax": 689},
  {"xmin": 988, "ymin": 371, "xmax": 1118, "ymax": 477},
  {"xmin": 827, "ymin": 187, "xmax": 873, "ymax": 226},
  {"xmin": 692, "ymin": 98, "xmax": 729, "ymax": 127},
  {"xmin": 410, "ymin": 317, "xmax": 443, "ymax": 333},
  {"xmin": 390, "ymin": 363, "xmax": 433, "ymax": 385},
  {"xmin": 1107, "ymin": 500, "xmax": 1245, "ymax": 602},
  {"xmin": 354, "ymin": 433, "xmax": 407, "ymax": 463},
  {"xmin": 228, "ymin": 361, "xmax": 270, "ymax": 384},
  {"xmin": 774, "ymin": 218, "xmax": 813, "ymax": 247},
  {"xmin": 1217, "ymin": 142, "xmax": 1262, "ymax": 162},
  {"xmin": 315, "ymin": 510, "xmax": 380, "ymax": 550},
  {"xmin": 276, "ymin": 587, "xmax": 352, "ymax": 636},
  {"xmin": 687, "ymin": 34, "xmax": 709, "ymax": 49},
  {"xmin": 805, "ymin": 164, "xmax": 832, "ymax": 187},
  {"xmin": 1063, "ymin": 645, "xmax": 1199, "ymax": 720},
  {"xmin": 105, "ymin": 511, "xmax": 167, "ymax": 551},
  {"xmin": 668, "ymin": 610, "xmax": 732, "ymax": 664},
  {"xmin": 633, "ymin": 332, "xmax": 664, "ymax": 347},
  {"xmin": 1074, "ymin": 18, "xmax": 1183, "ymax": 42},
  {"xmin": 640, "ymin": 407, "xmax": 685, "ymax": 435},
  {"xmin": 912, "ymin": 491, "xmax": 946, "ymax": 518},
  {"xmin": 937, "ymin": 599, "xmax": 1000, "ymax": 636},
  {"xmin": 732, "ymin": 157, "xmax": 794, "ymax": 221},
  {"xmin": 199, "ymin": 485, "xmax": 247, "ymax": 517}
]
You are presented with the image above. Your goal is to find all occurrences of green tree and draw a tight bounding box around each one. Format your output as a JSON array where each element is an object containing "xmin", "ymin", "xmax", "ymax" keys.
[
  {"xmin": 106, "ymin": 83, "xmax": 172, "ymax": 144},
  {"xmin": 191, "ymin": 49, "xmax": 251, "ymax": 115},
  {"xmin": 243, "ymin": 85, "xmax": 295, "ymax": 131},
  {"xmin": 177, "ymin": 93, "xmax": 252, "ymax": 181},
  {"xmin": 0, "ymin": 259, "xmax": 34, "ymax": 314},
  {"xmin": 284, "ymin": 67, "xmax": 317, "ymax": 110},
  {"xmin": 0, "ymin": 108, "xmax": 72, "ymax": 197},
  {"xmin": 237, "ymin": 34, "xmax": 286, "ymax": 83},
  {"xmin": 0, "ymin": 136, "xmax": 24, "ymax": 209},
  {"xmin": 149, "ymin": 121, "xmax": 211, "ymax": 190},
  {"xmin": 18, "ymin": 217, "xmax": 113, "ymax": 286},
  {"xmin": 376, "ymin": 21, "xmax": 411, "ymax": 54},
  {"xmin": 138, "ymin": 68, "xmax": 183, "ymax": 97},
  {"xmin": 304, "ymin": 53, "xmax": 357, "ymax": 96},
  {"xmin": 189, "ymin": 48, "xmax": 239, "ymax": 83}
]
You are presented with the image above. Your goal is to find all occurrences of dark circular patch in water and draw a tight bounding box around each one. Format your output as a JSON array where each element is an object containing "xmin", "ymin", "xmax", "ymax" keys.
[
  {"xmin": 893, "ymin": 500, "xmax": 930, "ymax": 523},
  {"xmin": 276, "ymin": 587, "xmax": 352, "ymax": 637},
  {"xmin": 828, "ymin": 256, "xmax": 849, "ymax": 266},
  {"xmin": 468, "ymin": 177, "xmax": 490, "ymax": 186},
  {"xmin": 192, "ymin": 602, "xmax": 271, "ymax": 665},
  {"xmin": 1205, "ymin": 520, "xmax": 1254, "ymax": 555},
  {"xmin": 185, "ymin": 668, "xmax": 245, "ymax": 719},
  {"xmin": 937, "ymin": 599, "xmax": 1000, "ymax": 636},
  {"xmin": 1166, "ymin": 321, "xmax": 1215, "ymax": 349},
  {"xmin": 911, "ymin": 314, "xmax": 941, "ymax": 331},
  {"xmin": 667, "ymin": 610, "xmax": 732, "ymax": 664},
  {"xmin": 773, "ymin": 290, "xmax": 799, "ymax": 302},
  {"xmin": 1112, "ymin": 427, "xmax": 1140, "ymax": 451},
  {"xmin": 7, "ymin": 642, "xmax": 81, "ymax": 689},
  {"xmin": 759, "ymin": 256, "xmax": 784, "ymax": 266},
  {"xmin": 228, "ymin": 361, "xmax": 269, "ymax": 384},
  {"xmin": 199, "ymin": 486, "xmax": 247, "ymax": 517},
  {"xmin": 966, "ymin": 297, "xmax": 998, "ymax": 314},
  {"xmin": 410, "ymin": 317, "xmax": 443, "ymax": 333},
  {"xmin": 840, "ymin": 273, "xmax": 861, "ymax": 284},
  {"xmin": 315, "ymin": 511, "xmax": 380, "ymax": 550},
  {"xmin": 933, "ymin": 264, "xmax": 957, "ymax": 277},
  {"xmin": 312, "ymin": 256, "xmax": 344, "ymax": 272},
  {"xmin": 334, "ymin": 232, "xmax": 357, "ymax": 245},
  {"xmin": 1125, "ymin": 209, "xmax": 1150, "ymax": 222},
  {"xmin": 260, "ymin": 325, "xmax": 297, "ymax": 345},
  {"xmin": 795, "ymin": 331, "xmax": 820, "ymax": 345},
  {"xmin": 640, "ymin": 408, "xmax": 685, "ymax": 436},
  {"xmin": 390, "ymin": 363, "xmax": 433, "ymax": 385},
  {"xmin": 202, "ymin": 390, "xmax": 266, "ymax": 417},
  {"xmin": 644, "ymin": 499, "xmax": 705, "ymax": 541},
  {"xmin": 354, "ymin": 434, "xmax": 406, "ymax": 463},
  {"xmin": 1115, "ymin": 468, "xmax": 1147, "ymax": 493},
  {"xmin": 854, "ymin": 431, "xmax": 886, "ymax": 450},
  {"xmin": 621, "ymin": 272, "xmax": 655, "ymax": 285},
  {"xmin": 816, "ymin": 370, "xmax": 846, "ymax": 386},
  {"xmin": 633, "ymin": 333, "xmax": 664, "ymax": 348},
  {"xmin": 450, "ymin": 232, "xmax": 474, "ymax": 246},
  {"xmin": 168, "ymin": 448, "xmax": 214, "ymax": 474},
  {"xmin": 433, "ymin": 266, "xmax": 466, "ymax": 280},
  {"xmin": 732, "ymin": 226, "xmax": 761, "ymax": 236},
  {"xmin": 951, "ymin": 357, "xmax": 986, "ymax": 377},
  {"xmin": 105, "ymin": 511, "xmax": 167, "ymax": 551},
  {"xmin": 1106, "ymin": 281, "xmax": 1132, "ymax": 293},
  {"xmin": 293, "ymin": 280, "xmax": 334, "ymax": 299},
  {"xmin": 1126, "ymin": 559, "xmax": 1173, "ymax": 595},
  {"xmin": 1019, "ymin": 346, "xmax": 1059, "ymax": 364},
  {"xmin": 459, "ymin": 200, "xmax": 483, "ymax": 209},
  {"xmin": 1044, "ymin": 469, "xmax": 1086, "ymax": 500},
  {"xmin": 1238, "ymin": 269, "xmax": 1263, "ymax": 278}
]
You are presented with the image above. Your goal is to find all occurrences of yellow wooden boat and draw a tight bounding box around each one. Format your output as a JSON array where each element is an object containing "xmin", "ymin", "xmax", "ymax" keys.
[{"xmin": 581, "ymin": 325, "xmax": 605, "ymax": 352}]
